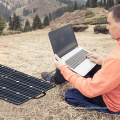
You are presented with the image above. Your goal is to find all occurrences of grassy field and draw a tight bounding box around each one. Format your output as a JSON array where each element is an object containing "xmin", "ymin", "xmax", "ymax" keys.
[{"xmin": 0, "ymin": 25, "xmax": 120, "ymax": 120}]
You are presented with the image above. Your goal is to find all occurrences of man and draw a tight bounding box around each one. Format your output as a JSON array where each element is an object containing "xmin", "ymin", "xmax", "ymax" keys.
[{"xmin": 41, "ymin": 5, "xmax": 120, "ymax": 113}]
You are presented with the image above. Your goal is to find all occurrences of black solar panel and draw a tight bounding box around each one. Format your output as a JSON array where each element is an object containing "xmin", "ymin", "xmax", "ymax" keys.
[
  {"xmin": 0, "ymin": 65, "xmax": 55, "ymax": 105},
  {"xmin": 0, "ymin": 65, "xmax": 16, "ymax": 77}
]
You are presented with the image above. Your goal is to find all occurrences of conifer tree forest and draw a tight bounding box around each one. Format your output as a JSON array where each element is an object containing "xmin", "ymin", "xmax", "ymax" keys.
[
  {"xmin": 0, "ymin": 3, "xmax": 10, "ymax": 22},
  {"xmin": 9, "ymin": 13, "xmax": 21, "ymax": 30}
]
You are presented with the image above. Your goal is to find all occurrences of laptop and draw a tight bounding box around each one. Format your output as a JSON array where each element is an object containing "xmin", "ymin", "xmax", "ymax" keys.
[{"xmin": 48, "ymin": 24, "xmax": 96, "ymax": 76}]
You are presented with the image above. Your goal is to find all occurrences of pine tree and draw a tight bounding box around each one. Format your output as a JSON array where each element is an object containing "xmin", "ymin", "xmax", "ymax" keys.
[
  {"xmin": 43, "ymin": 15, "xmax": 49, "ymax": 27},
  {"xmin": 9, "ymin": 13, "xmax": 21, "ymax": 30},
  {"xmin": 110, "ymin": 0, "xmax": 114, "ymax": 6},
  {"xmin": 101, "ymin": 0, "xmax": 103, "ymax": 6},
  {"xmin": 32, "ymin": 14, "xmax": 42, "ymax": 30},
  {"xmin": 15, "ymin": 15, "xmax": 21, "ymax": 30},
  {"xmin": 24, "ymin": 20, "xmax": 31, "ymax": 32},
  {"xmin": 116, "ymin": 0, "xmax": 120, "ymax": 4},
  {"xmin": 91, "ymin": 0, "xmax": 98, "ymax": 8},
  {"xmin": 33, "ymin": 7, "xmax": 37, "ymax": 13},
  {"xmin": 78, "ymin": 3, "xmax": 82, "ymax": 9},
  {"xmin": 6, "ymin": 4, "xmax": 8, "ymax": 11},
  {"xmin": 68, "ymin": 4, "xmax": 74, "ymax": 12},
  {"xmin": 0, "ymin": 3, "xmax": 10, "ymax": 22},
  {"xmin": 74, "ymin": 1, "xmax": 78, "ymax": 10},
  {"xmin": 9, "ymin": 15, "xmax": 13, "ymax": 30},
  {"xmin": 0, "ymin": 14, "xmax": 5, "ymax": 34},
  {"xmin": 86, "ymin": 0, "xmax": 89, "ymax": 7},
  {"xmin": 86, "ymin": 0, "xmax": 91, "ymax": 7},
  {"xmin": 49, "ymin": 13, "xmax": 52, "ymax": 22},
  {"xmin": 104, "ymin": 0, "xmax": 106, "ymax": 6},
  {"xmin": 23, "ymin": 8, "xmax": 30, "ymax": 16},
  {"xmin": 106, "ymin": 0, "xmax": 114, "ymax": 10},
  {"xmin": 13, "ymin": 13, "xmax": 16, "ymax": 30}
]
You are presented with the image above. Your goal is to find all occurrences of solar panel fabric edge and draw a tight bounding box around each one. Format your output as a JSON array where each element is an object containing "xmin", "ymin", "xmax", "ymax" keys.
[{"xmin": 0, "ymin": 64, "xmax": 56, "ymax": 105}]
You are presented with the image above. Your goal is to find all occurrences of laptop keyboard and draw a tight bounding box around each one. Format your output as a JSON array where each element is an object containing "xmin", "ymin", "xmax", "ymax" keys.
[{"xmin": 65, "ymin": 49, "xmax": 89, "ymax": 69}]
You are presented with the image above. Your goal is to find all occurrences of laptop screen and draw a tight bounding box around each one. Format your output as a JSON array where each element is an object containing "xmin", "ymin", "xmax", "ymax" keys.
[{"xmin": 48, "ymin": 24, "xmax": 78, "ymax": 57}]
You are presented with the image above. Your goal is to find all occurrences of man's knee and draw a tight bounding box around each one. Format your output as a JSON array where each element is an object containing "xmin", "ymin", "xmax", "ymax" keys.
[
  {"xmin": 65, "ymin": 88, "xmax": 91, "ymax": 107},
  {"xmin": 65, "ymin": 88, "xmax": 81, "ymax": 106},
  {"xmin": 54, "ymin": 69, "xmax": 66, "ymax": 84}
]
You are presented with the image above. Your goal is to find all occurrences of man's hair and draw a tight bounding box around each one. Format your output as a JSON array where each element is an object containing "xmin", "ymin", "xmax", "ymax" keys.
[{"xmin": 108, "ymin": 4, "xmax": 120, "ymax": 22}]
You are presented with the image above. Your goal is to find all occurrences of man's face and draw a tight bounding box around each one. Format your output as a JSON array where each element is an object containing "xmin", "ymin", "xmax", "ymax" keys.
[{"xmin": 107, "ymin": 12, "xmax": 120, "ymax": 40}]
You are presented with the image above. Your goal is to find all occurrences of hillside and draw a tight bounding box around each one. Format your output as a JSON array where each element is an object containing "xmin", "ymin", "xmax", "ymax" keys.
[
  {"xmin": 0, "ymin": 0, "xmax": 66, "ymax": 22},
  {"xmin": 48, "ymin": 7, "xmax": 108, "ymax": 29},
  {"xmin": 0, "ymin": 1, "xmax": 10, "ymax": 21},
  {"xmin": 0, "ymin": 0, "xmax": 87, "ymax": 23},
  {"xmin": 15, "ymin": 0, "xmax": 66, "ymax": 21}
]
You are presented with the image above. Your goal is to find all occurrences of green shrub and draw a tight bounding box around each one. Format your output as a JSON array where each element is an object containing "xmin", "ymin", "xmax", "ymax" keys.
[
  {"xmin": 50, "ymin": 25, "xmax": 88, "ymax": 32},
  {"xmin": 2, "ymin": 30, "xmax": 22, "ymax": 35},
  {"xmin": 50, "ymin": 26, "xmax": 59, "ymax": 30},
  {"xmin": 94, "ymin": 25, "xmax": 108, "ymax": 34},
  {"xmin": 73, "ymin": 25, "xmax": 88, "ymax": 32},
  {"xmin": 0, "ymin": 30, "xmax": 3, "ymax": 35},
  {"xmin": 85, "ymin": 12, "xmax": 95, "ymax": 18},
  {"xmin": 82, "ymin": 17, "xmax": 107, "ymax": 25}
]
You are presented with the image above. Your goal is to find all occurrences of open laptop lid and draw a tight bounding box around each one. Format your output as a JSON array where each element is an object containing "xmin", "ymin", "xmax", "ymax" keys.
[{"xmin": 48, "ymin": 24, "xmax": 78, "ymax": 57}]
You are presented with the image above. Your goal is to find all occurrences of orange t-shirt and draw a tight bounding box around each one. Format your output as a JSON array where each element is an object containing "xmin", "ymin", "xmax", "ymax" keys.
[{"xmin": 60, "ymin": 41, "xmax": 120, "ymax": 112}]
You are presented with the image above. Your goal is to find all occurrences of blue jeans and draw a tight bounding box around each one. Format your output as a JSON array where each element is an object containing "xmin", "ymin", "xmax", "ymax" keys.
[{"xmin": 65, "ymin": 88, "xmax": 120, "ymax": 114}]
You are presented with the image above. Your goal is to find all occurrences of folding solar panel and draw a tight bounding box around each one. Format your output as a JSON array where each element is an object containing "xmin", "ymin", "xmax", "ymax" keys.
[
  {"xmin": 0, "ymin": 64, "xmax": 55, "ymax": 105},
  {"xmin": 0, "ymin": 65, "xmax": 16, "ymax": 77}
]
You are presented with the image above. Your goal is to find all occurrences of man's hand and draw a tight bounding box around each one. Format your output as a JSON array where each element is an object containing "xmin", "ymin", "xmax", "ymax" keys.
[
  {"xmin": 87, "ymin": 53, "xmax": 103, "ymax": 65},
  {"xmin": 54, "ymin": 54, "xmax": 66, "ymax": 70}
]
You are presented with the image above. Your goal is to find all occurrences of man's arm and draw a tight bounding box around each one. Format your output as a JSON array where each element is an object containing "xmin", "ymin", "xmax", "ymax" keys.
[{"xmin": 54, "ymin": 54, "xmax": 120, "ymax": 98}]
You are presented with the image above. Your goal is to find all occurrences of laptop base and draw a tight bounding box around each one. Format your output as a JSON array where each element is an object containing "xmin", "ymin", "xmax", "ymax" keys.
[{"xmin": 84, "ymin": 65, "xmax": 101, "ymax": 78}]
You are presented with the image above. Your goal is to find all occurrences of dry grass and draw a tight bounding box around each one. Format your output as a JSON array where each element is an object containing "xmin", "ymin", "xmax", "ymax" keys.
[{"xmin": 0, "ymin": 25, "xmax": 120, "ymax": 120}]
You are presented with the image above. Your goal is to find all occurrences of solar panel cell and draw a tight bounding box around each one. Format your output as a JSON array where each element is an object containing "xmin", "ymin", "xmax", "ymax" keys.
[{"xmin": 0, "ymin": 65, "xmax": 16, "ymax": 77}]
